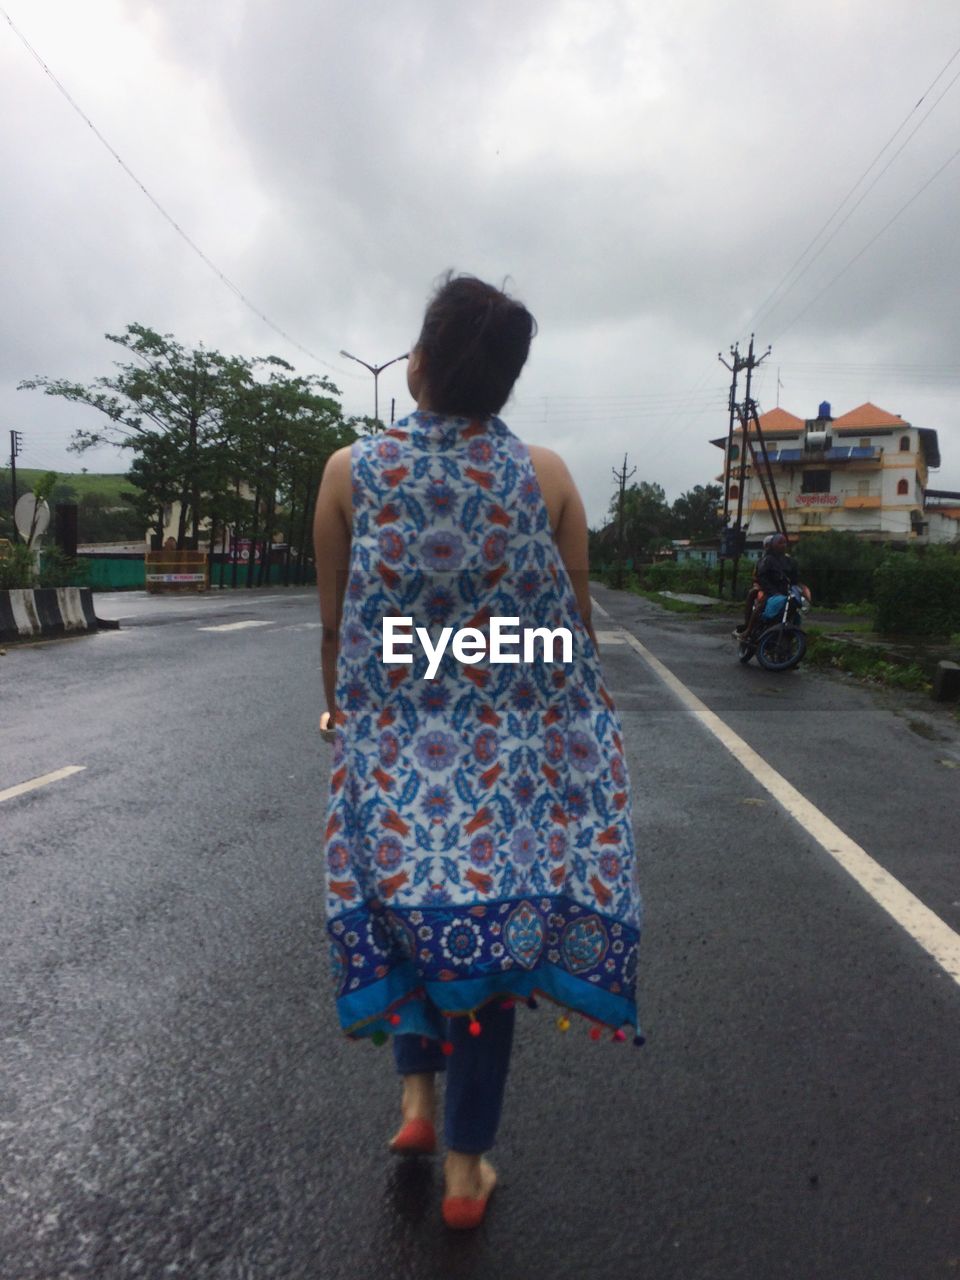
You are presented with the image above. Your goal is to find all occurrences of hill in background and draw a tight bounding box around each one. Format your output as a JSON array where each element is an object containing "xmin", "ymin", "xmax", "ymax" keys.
[
  {"xmin": 0, "ymin": 469, "xmax": 142, "ymax": 543},
  {"xmin": 13, "ymin": 470, "xmax": 133, "ymax": 504}
]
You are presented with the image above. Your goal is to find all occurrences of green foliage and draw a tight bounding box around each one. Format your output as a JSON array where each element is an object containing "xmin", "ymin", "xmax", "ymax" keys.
[
  {"xmin": 15, "ymin": 469, "xmax": 130, "ymax": 502},
  {"xmin": 672, "ymin": 484, "xmax": 723, "ymax": 540},
  {"xmin": 607, "ymin": 480, "xmax": 671, "ymax": 559},
  {"xmin": 0, "ymin": 543, "xmax": 35, "ymax": 588},
  {"xmin": 18, "ymin": 323, "xmax": 358, "ymax": 557},
  {"xmin": 640, "ymin": 561, "xmax": 718, "ymax": 596},
  {"xmin": 793, "ymin": 530, "xmax": 886, "ymax": 606},
  {"xmin": 805, "ymin": 634, "xmax": 931, "ymax": 691},
  {"xmin": 36, "ymin": 548, "xmax": 90, "ymax": 588},
  {"xmin": 874, "ymin": 546, "xmax": 960, "ymax": 636}
]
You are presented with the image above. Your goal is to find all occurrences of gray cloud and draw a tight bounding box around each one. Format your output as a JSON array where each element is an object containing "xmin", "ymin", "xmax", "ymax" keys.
[{"xmin": 4, "ymin": 0, "xmax": 959, "ymax": 521}]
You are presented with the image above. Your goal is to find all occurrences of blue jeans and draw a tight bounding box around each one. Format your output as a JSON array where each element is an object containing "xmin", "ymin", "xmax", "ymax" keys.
[{"xmin": 392, "ymin": 998, "xmax": 516, "ymax": 1154}]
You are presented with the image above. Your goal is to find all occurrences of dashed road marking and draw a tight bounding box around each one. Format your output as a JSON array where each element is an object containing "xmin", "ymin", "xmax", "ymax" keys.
[
  {"xmin": 197, "ymin": 620, "xmax": 276, "ymax": 633},
  {"xmin": 591, "ymin": 595, "xmax": 960, "ymax": 988},
  {"xmin": 0, "ymin": 766, "xmax": 86, "ymax": 805}
]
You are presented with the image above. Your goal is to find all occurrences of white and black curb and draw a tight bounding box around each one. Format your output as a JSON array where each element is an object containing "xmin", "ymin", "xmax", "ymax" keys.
[{"xmin": 0, "ymin": 588, "xmax": 112, "ymax": 643}]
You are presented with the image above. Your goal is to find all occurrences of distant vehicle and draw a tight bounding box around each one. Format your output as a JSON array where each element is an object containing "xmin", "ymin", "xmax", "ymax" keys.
[{"xmin": 736, "ymin": 583, "xmax": 810, "ymax": 672}]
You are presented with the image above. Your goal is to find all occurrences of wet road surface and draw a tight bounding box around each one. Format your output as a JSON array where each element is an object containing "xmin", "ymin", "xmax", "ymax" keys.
[{"xmin": 2, "ymin": 585, "xmax": 959, "ymax": 1279}]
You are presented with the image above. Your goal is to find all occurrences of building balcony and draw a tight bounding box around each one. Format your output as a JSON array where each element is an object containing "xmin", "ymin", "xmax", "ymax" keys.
[{"xmin": 842, "ymin": 496, "xmax": 881, "ymax": 509}]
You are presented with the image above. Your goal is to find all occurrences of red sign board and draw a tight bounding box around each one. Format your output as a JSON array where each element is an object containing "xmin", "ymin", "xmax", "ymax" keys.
[{"xmin": 229, "ymin": 538, "xmax": 263, "ymax": 563}]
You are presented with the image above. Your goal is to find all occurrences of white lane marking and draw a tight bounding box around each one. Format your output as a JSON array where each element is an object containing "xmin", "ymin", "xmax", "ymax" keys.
[
  {"xmin": 595, "ymin": 631, "xmax": 627, "ymax": 644},
  {"xmin": 0, "ymin": 765, "xmax": 86, "ymax": 804},
  {"xmin": 590, "ymin": 595, "xmax": 960, "ymax": 987},
  {"xmin": 197, "ymin": 620, "xmax": 276, "ymax": 633}
]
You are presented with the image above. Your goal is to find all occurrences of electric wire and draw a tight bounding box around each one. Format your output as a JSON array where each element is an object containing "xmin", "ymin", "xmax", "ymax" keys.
[
  {"xmin": 748, "ymin": 41, "xmax": 960, "ymax": 332},
  {"xmin": 0, "ymin": 5, "xmax": 361, "ymax": 382},
  {"xmin": 771, "ymin": 137, "xmax": 960, "ymax": 341}
]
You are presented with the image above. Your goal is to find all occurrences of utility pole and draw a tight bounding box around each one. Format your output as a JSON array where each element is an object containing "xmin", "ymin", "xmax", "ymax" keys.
[
  {"xmin": 9, "ymin": 430, "xmax": 23, "ymax": 542},
  {"xmin": 611, "ymin": 454, "xmax": 636, "ymax": 589},
  {"xmin": 718, "ymin": 336, "xmax": 771, "ymax": 599}
]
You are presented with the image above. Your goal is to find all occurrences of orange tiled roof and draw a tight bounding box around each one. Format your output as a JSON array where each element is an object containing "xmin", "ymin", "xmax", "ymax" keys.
[
  {"xmin": 831, "ymin": 402, "xmax": 905, "ymax": 429},
  {"xmin": 733, "ymin": 407, "xmax": 804, "ymax": 435}
]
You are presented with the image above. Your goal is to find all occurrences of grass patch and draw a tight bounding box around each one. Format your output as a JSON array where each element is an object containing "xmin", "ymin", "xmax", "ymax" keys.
[
  {"xmin": 15, "ymin": 469, "xmax": 132, "ymax": 503},
  {"xmin": 833, "ymin": 600, "xmax": 874, "ymax": 617},
  {"xmin": 828, "ymin": 620, "xmax": 874, "ymax": 633},
  {"xmin": 805, "ymin": 633, "xmax": 931, "ymax": 692},
  {"xmin": 633, "ymin": 588, "xmax": 706, "ymax": 614}
]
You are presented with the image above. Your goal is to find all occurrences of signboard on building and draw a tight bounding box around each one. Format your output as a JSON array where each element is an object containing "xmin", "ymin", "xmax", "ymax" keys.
[{"xmin": 796, "ymin": 493, "xmax": 840, "ymax": 507}]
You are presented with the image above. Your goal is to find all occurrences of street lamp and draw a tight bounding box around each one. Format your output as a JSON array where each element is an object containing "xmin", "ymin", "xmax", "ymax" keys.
[{"xmin": 339, "ymin": 349, "xmax": 409, "ymax": 426}]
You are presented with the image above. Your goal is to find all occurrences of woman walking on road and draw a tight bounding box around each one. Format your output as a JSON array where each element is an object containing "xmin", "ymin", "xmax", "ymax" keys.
[{"xmin": 314, "ymin": 273, "xmax": 642, "ymax": 1229}]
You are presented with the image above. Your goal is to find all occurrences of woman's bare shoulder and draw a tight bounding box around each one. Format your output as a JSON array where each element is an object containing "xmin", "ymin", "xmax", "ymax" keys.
[{"xmin": 525, "ymin": 443, "xmax": 574, "ymax": 488}]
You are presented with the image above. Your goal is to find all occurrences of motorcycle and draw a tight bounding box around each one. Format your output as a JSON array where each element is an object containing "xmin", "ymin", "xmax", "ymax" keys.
[{"xmin": 736, "ymin": 583, "xmax": 810, "ymax": 671}]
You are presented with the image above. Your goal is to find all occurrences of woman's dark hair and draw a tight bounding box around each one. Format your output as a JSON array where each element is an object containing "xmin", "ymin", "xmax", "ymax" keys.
[{"xmin": 415, "ymin": 272, "xmax": 536, "ymax": 418}]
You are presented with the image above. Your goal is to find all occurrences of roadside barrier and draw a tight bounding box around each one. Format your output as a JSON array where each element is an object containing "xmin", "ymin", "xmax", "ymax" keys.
[
  {"xmin": 145, "ymin": 550, "xmax": 208, "ymax": 593},
  {"xmin": 0, "ymin": 587, "xmax": 106, "ymax": 643}
]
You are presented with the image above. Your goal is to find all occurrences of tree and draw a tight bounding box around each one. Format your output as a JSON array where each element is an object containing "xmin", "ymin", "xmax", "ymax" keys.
[
  {"xmin": 608, "ymin": 480, "xmax": 672, "ymax": 560},
  {"xmin": 671, "ymin": 484, "xmax": 723, "ymax": 541},
  {"xmin": 20, "ymin": 324, "xmax": 237, "ymax": 549},
  {"xmin": 19, "ymin": 324, "xmax": 359, "ymax": 561},
  {"xmin": 220, "ymin": 357, "xmax": 356, "ymax": 583}
]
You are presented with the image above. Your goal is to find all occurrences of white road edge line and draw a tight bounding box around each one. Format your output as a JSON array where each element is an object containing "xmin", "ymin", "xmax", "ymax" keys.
[
  {"xmin": 0, "ymin": 765, "xmax": 87, "ymax": 805},
  {"xmin": 591, "ymin": 595, "xmax": 960, "ymax": 987},
  {"xmin": 197, "ymin": 620, "xmax": 276, "ymax": 633}
]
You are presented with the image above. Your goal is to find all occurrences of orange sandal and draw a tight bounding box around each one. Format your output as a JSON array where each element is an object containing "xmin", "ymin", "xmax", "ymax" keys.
[
  {"xmin": 441, "ymin": 1194, "xmax": 491, "ymax": 1230},
  {"xmin": 441, "ymin": 1160, "xmax": 497, "ymax": 1229},
  {"xmin": 388, "ymin": 1117, "xmax": 437, "ymax": 1155}
]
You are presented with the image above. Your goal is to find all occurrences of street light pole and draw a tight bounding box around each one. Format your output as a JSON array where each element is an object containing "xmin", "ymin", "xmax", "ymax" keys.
[{"xmin": 339, "ymin": 350, "xmax": 409, "ymax": 426}]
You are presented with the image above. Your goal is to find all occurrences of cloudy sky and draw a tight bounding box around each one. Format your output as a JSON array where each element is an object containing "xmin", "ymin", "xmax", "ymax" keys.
[{"xmin": 3, "ymin": 0, "xmax": 960, "ymax": 524}]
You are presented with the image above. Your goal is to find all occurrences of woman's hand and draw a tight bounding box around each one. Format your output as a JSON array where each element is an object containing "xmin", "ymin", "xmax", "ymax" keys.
[{"xmin": 319, "ymin": 710, "xmax": 336, "ymax": 743}]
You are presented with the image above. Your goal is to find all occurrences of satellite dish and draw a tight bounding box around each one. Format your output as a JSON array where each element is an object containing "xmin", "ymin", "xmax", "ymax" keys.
[{"xmin": 14, "ymin": 493, "xmax": 51, "ymax": 544}]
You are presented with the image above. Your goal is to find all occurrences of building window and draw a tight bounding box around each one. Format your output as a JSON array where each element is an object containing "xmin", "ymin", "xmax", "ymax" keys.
[
  {"xmin": 896, "ymin": 478, "xmax": 909, "ymax": 496},
  {"xmin": 899, "ymin": 435, "xmax": 910, "ymax": 452},
  {"xmin": 857, "ymin": 479, "xmax": 871, "ymax": 496},
  {"xmin": 801, "ymin": 470, "xmax": 831, "ymax": 493},
  {"xmin": 729, "ymin": 444, "xmax": 740, "ymax": 461},
  {"xmin": 729, "ymin": 484, "xmax": 739, "ymax": 499},
  {"xmin": 859, "ymin": 437, "xmax": 871, "ymax": 448}
]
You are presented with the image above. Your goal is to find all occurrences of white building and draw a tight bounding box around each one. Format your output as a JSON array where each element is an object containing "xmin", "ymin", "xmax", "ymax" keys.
[{"xmin": 714, "ymin": 401, "xmax": 960, "ymax": 545}]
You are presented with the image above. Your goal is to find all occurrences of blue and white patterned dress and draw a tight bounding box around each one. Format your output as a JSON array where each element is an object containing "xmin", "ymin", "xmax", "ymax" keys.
[{"xmin": 323, "ymin": 409, "xmax": 642, "ymax": 1042}]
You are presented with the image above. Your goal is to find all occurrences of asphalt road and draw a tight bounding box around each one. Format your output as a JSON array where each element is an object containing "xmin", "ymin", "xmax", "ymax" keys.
[{"xmin": 1, "ymin": 585, "xmax": 959, "ymax": 1280}]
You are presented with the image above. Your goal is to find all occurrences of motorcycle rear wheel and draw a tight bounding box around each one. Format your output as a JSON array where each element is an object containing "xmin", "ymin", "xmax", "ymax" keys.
[{"xmin": 756, "ymin": 625, "xmax": 806, "ymax": 672}]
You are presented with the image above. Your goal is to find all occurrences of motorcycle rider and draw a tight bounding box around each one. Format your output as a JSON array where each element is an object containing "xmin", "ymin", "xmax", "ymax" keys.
[
  {"xmin": 737, "ymin": 532, "xmax": 799, "ymax": 637},
  {"xmin": 756, "ymin": 532, "xmax": 799, "ymax": 595}
]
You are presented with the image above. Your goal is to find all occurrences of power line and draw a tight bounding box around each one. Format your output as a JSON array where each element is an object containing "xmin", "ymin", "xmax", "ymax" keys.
[
  {"xmin": 772, "ymin": 136, "xmax": 960, "ymax": 340},
  {"xmin": 0, "ymin": 5, "xmax": 362, "ymax": 382},
  {"xmin": 748, "ymin": 41, "xmax": 960, "ymax": 331}
]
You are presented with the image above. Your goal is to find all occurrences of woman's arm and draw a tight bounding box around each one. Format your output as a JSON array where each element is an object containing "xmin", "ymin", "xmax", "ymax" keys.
[
  {"xmin": 313, "ymin": 445, "xmax": 353, "ymax": 723},
  {"xmin": 529, "ymin": 445, "xmax": 599, "ymax": 652}
]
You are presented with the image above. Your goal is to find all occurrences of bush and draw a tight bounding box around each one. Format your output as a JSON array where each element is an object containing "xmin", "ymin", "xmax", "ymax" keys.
[
  {"xmin": 36, "ymin": 549, "xmax": 90, "ymax": 588},
  {"xmin": 793, "ymin": 531, "xmax": 886, "ymax": 606},
  {"xmin": 0, "ymin": 543, "xmax": 36, "ymax": 589},
  {"xmin": 806, "ymin": 634, "xmax": 931, "ymax": 690},
  {"xmin": 874, "ymin": 546, "xmax": 960, "ymax": 635},
  {"xmin": 639, "ymin": 561, "xmax": 718, "ymax": 596}
]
